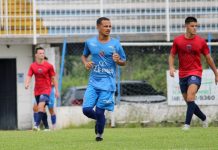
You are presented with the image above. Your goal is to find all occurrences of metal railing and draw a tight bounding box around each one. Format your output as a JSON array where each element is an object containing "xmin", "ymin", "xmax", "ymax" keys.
[{"xmin": 0, "ymin": 0, "xmax": 218, "ymax": 43}]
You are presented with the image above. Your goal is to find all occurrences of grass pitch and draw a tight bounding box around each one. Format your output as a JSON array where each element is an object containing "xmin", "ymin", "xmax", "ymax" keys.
[{"xmin": 0, "ymin": 127, "xmax": 218, "ymax": 150}]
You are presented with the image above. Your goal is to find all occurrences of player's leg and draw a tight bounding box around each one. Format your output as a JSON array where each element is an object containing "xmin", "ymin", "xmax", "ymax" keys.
[
  {"xmin": 184, "ymin": 76, "xmax": 207, "ymax": 129},
  {"xmin": 48, "ymin": 90, "xmax": 56, "ymax": 129},
  {"xmin": 184, "ymin": 84, "xmax": 198, "ymax": 129},
  {"xmin": 33, "ymin": 96, "xmax": 40, "ymax": 130},
  {"xmin": 95, "ymin": 90, "xmax": 114, "ymax": 141},
  {"xmin": 33, "ymin": 102, "xmax": 38, "ymax": 125},
  {"xmin": 187, "ymin": 76, "xmax": 207, "ymax": 127},
  {"xmin": 49, "ymin": 108, "xmax": 56, "ymax": 129},
  {"xmin": 41, "ymin": 110, "xmax": 49, "ymax": 130},
  {"xmin": 95, "ymin": 107, "xmax": 105, "ymax": 141},
  {"xmin": 182, "ymin": 92, "xmax": 207, "ymax": 126},
  {"xmin": 82, "ymin": 85, "xmax": 98, "ymax": 120},
  {"xmin": 35, "ymin": 94, "xmax": 50, "ymax": 130},
  {"xmin": 179, "ymin": 76, "xmax": 191, "ymax": 130}
]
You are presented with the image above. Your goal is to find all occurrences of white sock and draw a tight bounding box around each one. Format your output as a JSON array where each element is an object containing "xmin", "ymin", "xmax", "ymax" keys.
[{"xmin": 96, "ymin": 133, "xmax": 103, "ymax": 138}]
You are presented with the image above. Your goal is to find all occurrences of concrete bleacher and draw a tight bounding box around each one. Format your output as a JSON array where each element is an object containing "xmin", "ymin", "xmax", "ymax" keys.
[
  {"xmin": 0, "ymin": 0, "xmax": 218, "ymax": 43},
  {"xmin": 0, "ymin": 0, "xmax": 47, "ymax": 35}
]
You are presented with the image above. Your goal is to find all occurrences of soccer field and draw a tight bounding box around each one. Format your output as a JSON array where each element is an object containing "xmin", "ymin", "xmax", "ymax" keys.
[{"xmin": 0, "ymin": 127, "xmax": 217, "ymax": 150}]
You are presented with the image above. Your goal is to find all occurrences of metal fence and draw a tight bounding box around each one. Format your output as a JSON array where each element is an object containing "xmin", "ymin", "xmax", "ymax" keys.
[
  {"xmin": 60, "ymin": 41, "xmax": 218, "ymax": 106},
  {"xmin": 1, "ymin": 0, "xmax": 218, "ymax": 43}
]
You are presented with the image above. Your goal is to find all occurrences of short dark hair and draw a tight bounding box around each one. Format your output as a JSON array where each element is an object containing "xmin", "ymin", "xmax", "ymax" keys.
[
  {"xmin": 185, "ymin": 16, "xmax": 197, "ymax": 24},
  {"xmin": 96, "ymin": 17, "xmax": 110, "ymax": 25},
  {"xmin": 35, "ymin": 47, "xmax": 45, "ymax": 54}
]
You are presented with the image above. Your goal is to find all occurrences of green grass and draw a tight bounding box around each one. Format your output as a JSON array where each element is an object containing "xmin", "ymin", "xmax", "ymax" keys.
[{"xmin": 0, "ymin": 127, "xmax": 218, "ymax": 150}]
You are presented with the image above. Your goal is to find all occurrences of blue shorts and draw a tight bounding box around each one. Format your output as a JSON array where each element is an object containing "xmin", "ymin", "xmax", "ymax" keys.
[
  {"xmin": 179, "ymin": 75, "xmax": 201, "ymax": 94},
  {"xmin": 48, "ymin": 87, "xmax": 55, "ymax": 109},
  {"xmin": 83, "ymin": 85, "xmax": 115, "ymax": 111},
  {"xmin": 35, "ymin": 94, "xmax": 50, "ymax": 105}
]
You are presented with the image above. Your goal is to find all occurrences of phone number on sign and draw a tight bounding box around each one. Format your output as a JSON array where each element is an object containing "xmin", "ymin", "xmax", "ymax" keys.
[{"xmin": 197, "ymin": 95, "xmax": 215, "ymax": 101}]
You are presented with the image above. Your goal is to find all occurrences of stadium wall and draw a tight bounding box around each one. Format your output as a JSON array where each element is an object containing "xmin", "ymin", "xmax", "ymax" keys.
[{"xmin": 54, "ymin": 104, "xmax": 218, "ymax": 129}]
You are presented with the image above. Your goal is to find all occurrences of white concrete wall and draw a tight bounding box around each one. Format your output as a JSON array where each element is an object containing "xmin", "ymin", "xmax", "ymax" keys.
[
  {"xmin": 109, "ymin": 103, "xmax": 218, "ymax": 125},
  {"xmin": 55, "ymin": 103, "xmax": 218, "ymax": 129},
  {"xmin": 55, "ymin": 106, "xmax": 91, "ymax": 129},
  {"xmin": 0, "ymin": 44, "xmax": 33, "ymax": 129}
]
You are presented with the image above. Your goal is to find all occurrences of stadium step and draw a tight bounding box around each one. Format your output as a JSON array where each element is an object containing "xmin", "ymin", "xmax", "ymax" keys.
[
  {"xmin": 1, "ymin": 0, "xmax": 47, "ymax": 35},
  {"xmin": 0, "ymin": 29, "xmax": 48, "ymax": 34}
]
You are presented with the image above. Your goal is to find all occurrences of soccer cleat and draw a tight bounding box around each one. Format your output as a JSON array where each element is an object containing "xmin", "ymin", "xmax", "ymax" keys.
[
  {"xmin": 33, "ymin": 126, "xmax": 40, "ymax": 131},
  {"xmin": 95, "ymin": 137, "xmax": 103, "ymax": 142},
  {"xmin": 43, "ymin": 128, "xmax": 51, "ymax": 132},
  {"xmin": 182, "ymin": 124, "xmax": 190, "ymax": 131},
  {"xmin": 202, "ymin": 119, "xmax": 208, "ymax": 128}
]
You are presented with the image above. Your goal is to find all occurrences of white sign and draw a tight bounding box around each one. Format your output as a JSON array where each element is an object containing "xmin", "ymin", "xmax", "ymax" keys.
[{"xmin": 167, "ymin": 69, "xmax": 218, "ymax": 105}]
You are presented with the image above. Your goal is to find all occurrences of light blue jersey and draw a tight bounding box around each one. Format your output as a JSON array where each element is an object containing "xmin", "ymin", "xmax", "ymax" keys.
[{"xmin": 83, "ymin": 36, "xmax": 126, "ymax": 92}]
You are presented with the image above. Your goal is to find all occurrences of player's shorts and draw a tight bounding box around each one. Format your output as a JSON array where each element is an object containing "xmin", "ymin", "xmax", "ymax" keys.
[
  {"xmin": 48, "ymin": 87, "xmax": 55, "ymax": 109},
  {"xmin": 83, "ymin": 85, "xmax": 115, "ymax": 111},
  {"xmin": 179, "ymin": 75, "xmax": 201, "ymax": 94},
  {"xmin": 35, "ymin": 94, "xmax": 50, "ymax": 105}
]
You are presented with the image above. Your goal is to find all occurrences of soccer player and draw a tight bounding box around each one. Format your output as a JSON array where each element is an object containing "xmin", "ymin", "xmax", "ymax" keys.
[
  {"xmin": 25, "ymin": 47, "xmax": 59, "ymax": 131},
  {"xmin": 169, "ymin": 16, "xmax": 218, "ymax": 130},
  {"xmin": 81, "ymin": 17, "xmax": 126, "ymax": 141},
  {"xmin": 32, "ymin": 56, "xmax": 57, "ymax": 130}
]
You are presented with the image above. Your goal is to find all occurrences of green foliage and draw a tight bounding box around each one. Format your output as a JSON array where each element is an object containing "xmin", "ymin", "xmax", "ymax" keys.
[
  {"xmin": 122, "ymin": 53, "xmax": 169, "ymax": 95},
  {"xmin": 62, "ymin": 55, "xmax": 89, "ymax": 94}
]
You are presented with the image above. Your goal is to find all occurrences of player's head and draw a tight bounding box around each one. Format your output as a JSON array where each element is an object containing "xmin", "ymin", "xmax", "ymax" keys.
[
  {"xmin": 35, "ymin": 47, "xmax": 45, "ymax": 61},
  {"xmin": 185, "ymin": 16, "xmax": 198, "ymax": 36},
  {"xmin": 96, "ymin": 17, "xmax": 111, "ymax": 36}
]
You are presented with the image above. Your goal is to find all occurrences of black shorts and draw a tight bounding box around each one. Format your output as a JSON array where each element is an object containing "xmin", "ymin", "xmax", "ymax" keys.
[
  {"xmin": 35, "ymin": 94, "xmax": 50, "ymax": 105},
  {"xmin": 179, "ymin": 75, "xmax": 201, "ymax": 94}
]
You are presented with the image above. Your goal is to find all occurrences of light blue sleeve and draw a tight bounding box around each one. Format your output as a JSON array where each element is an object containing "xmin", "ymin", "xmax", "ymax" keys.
[
  {"xmin": 83, "ymin": 41, "xmax": 90, "ymax": 57},
  {"xmin": 116, "ymin": 41, "xmax": 126, "ymax": 61}
]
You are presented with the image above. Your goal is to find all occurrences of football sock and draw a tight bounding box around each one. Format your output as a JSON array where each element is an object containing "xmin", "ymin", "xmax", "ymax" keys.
[
  {"xmin": 185, "ymin": 101, "xmax": 196, "ymax": 125},
  {"xmin": 194, "ymin": 104, "xmax": 206, "ymax": 121},
  {"xmin": 96, "ymin": 107, "xmax": 105, "ymax": 135},
  {"xmin": 36, "ymin": 112, "xmax": 44, "ymax": 127},
  {"xmin": 33, "ymin": 112, "xmax": 38, "ymax": 124},
  {"xmin": 42, "ymin": 112, "xmax": 49, "ymax": 129},
  {"xmin": 51, "ymin": 115, "xmax": 56, "ymax": 125}
]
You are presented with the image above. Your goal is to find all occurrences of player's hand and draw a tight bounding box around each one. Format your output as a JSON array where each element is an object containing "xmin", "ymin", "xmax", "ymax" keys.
[
  {"xmin": 25, "ymin": 84, "xmax": 29, "ymax": 89},
  {"xmin": 215, "ymin": 74, "xmax": 218, "ymax": 85},
  {"xmin": 85, "ymin": 61, "xmax": 94, "ymax": 70},
  {"xmin": 169, "ymin": 67, "xmax": 176, "ymax": 77},
  {"xmin": 55, "ymin": 91, "xmax": 59, "ymax": 99},
  {"xmin": 113, "ymin": 53, "xmax": 120, "ymax": 63}
]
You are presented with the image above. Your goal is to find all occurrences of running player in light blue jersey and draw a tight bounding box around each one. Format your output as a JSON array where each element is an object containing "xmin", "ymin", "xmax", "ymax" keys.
[{"xmin": 81, "ymin": 17, "xmax": 126, "ymax": 141}]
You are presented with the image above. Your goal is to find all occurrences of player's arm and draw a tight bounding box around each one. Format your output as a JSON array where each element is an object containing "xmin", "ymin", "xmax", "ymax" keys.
[
  {"xmin": 81, "ymin": 41, "xmax": 93, "ymax": 70},
  {"xmin": 25, "ymin": 65, "xmax": 33, "ymax": 89},
  {"xmin": 169, "ymin": 40, "xmax": 177, "ymax": 77},
  {"xmin": 112, "ymin": 53, "xmax": 126, "ymax": 66},
  {"xmin": 169, "ymin": 53, "xmax": 176, "ymax": 77},
  {"xmin": 51, "ymin": 76, "xmax": 59, "ymax": 98},
  {"xmin": 113, "ymin": 42, "xmax": 126, "ymax": 66},
  {"xmin": 81, "ymin": 55, "xmax": 93, "ymax": 70},
  {"xmin": 25, "ymin": 75, "xmax": 32, "ymax": 89},
  {"xmin": 205, "ymin": 54, "xmax": 218, "ymax": 84}
]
